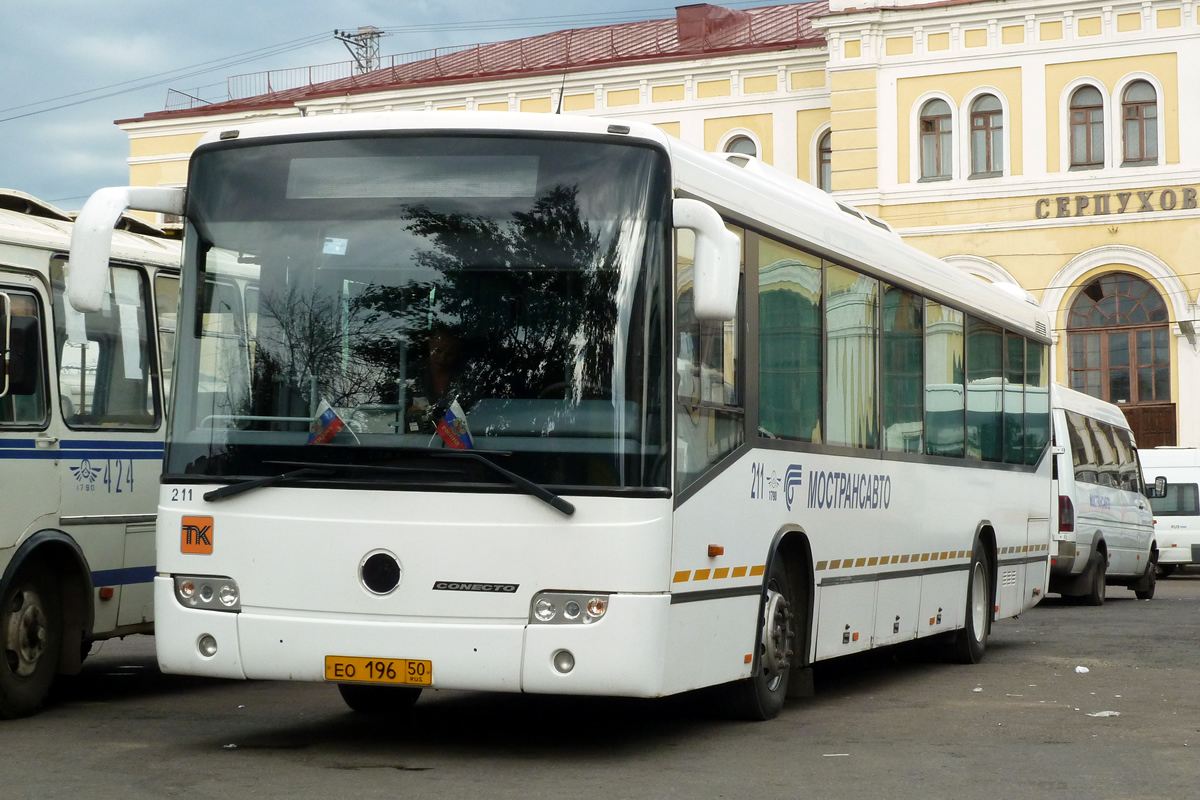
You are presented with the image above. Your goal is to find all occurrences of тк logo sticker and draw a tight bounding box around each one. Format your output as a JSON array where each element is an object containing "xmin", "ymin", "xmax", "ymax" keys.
[{"xmin": 181, "ymin": 516, "xmax": 214, "ymax": 554}]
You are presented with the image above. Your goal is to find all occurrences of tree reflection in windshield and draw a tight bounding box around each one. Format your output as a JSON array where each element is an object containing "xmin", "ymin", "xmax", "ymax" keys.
[{"xmin": 344, "ymin": 184, "xmax": 620, "ymax": 414}]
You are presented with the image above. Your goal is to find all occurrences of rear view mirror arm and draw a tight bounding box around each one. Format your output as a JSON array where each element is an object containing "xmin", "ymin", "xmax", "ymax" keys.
[{"xmin": 68, "ymin": 186, "xmax": 185, "ymax": 313}]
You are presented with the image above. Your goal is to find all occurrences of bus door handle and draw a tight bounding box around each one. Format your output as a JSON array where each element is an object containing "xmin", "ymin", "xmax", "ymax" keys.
[{"xmin": 35, "ymin": 435, "xmax": 59, "ymax": 450}]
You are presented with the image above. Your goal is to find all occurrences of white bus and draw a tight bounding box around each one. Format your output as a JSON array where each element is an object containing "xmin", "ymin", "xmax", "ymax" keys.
[
  {"xmin": 1140, "ymin": 447, "xmax": 1199, "ymax": 575},
  {"xmin": 69, "ymin": 113, "xmax": 1053, "ymax": 720},
  {"xmin": 0, "ymin": 189, "xmax": 179, "ymax": 718}
]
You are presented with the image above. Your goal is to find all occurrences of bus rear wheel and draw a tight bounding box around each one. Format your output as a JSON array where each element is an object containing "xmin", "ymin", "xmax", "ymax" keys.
[
  {"xmin": 948, "ymin": 539, "xmax": 990, "ymax": 664},
  {"xmin": 0, "ymin": 565, "xmax": 63, "ymax": 719},
  {"xmin": 1083, "ymin": 551, "xmax": 1107, "ymax": 607},
  {"xmin": 337, "ymin": 683, "xmax": 422, "ymax": 714},
  {"xmin": 730, "ymin": 557, "xmax": 795, "ymax": 720}
]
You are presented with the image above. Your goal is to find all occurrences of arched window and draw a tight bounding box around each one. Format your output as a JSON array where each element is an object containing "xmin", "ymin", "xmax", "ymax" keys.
[
  {"xmin": 1067, "ymin": 272, "xmax": 1175, "ymax": 446},
  {"xmin": 970, "ymin": 95, "xmax": 1003, "ymax": 178},
  {"xmin": 1070, "ymin": 85, "xmax": 1105, "ymax": 170},
  {"xmin": 1122, "ymin": 80, "xmax": 1158, "ymax": 166},
  {"xmin": 724, "ymin": 135, "xmax": 757, "ymax": 157},
  {"xmin": 919, "ymin": 99, "xmax": 952, "ymax": 180},
  {"xmin": 817, "ymin": 130, "xmax": 832, "ymax": 193}
]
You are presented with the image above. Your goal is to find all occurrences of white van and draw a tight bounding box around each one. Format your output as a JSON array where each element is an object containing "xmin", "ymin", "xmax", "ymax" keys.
[
  {"xmin": 1049, "ymin": 386, "xmax": 1160, "ymax": 603},
  {"xmin": 1139, "ymin": 447, "xmax": 1199, "ymax": 576}
]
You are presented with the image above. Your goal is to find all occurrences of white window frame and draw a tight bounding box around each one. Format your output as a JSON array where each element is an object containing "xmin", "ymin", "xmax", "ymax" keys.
[
  {"xmin": 1112, "ymin": 72, "xmax": 1166, "ymax": 169},
  {"xmin": 810, "ymin": 123, "xmax": 833, "ymax": 192},
  {"xmin": 909, "ymin": 91, "xmax": 959, "ymax": 184},
  {"xmin": 1060, "ymin": 78, "xmax": 1110, "ymax": 172},
  {"xmin": 718, "ymin": 128, "xmax": 762, "ymax": 159},
  {"xmin": 961, "ymin": 87, "xmax": 1011, "ymax": 180}
]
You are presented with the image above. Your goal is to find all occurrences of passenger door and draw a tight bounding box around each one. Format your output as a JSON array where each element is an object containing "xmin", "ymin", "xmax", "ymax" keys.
[{"xmin": 0, "ymin": 277, "xmax": 58, "ymax": 550}]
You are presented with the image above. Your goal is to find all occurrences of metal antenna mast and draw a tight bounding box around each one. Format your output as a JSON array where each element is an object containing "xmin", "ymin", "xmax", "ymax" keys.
[{"xmin": 334, "ymin": 26, "xmax": 390, "ymax": 74}]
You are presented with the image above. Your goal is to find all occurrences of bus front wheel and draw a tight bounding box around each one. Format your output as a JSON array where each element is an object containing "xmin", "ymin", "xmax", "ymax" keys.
[
  {"xmin": 337, "ymin": 683, "xmax": 422, "ymax": 714},
  {"xmin": 948, "ymin": 539, "xmax": 991, "ymax": 665},
  {"xmin": 0, "ymin": 565, "xmax": 63, "ymax": 719},
  {"xmin": 730, "ymin": 557, "xmax": 795, "ymax": 720}
]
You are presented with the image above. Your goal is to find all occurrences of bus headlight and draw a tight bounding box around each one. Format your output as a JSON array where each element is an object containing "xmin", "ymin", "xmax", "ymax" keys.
[
  {"xmin": 529, "ymin": 592, "xmax": 609, "ymax": 625},
  {"xmin": 174, "ymin": 575, "xmax": 241, "ymax": 612}
]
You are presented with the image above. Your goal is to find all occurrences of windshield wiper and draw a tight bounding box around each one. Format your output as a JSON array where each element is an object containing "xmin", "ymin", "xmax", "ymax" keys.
[
  {"xmin": 432, "ymin": 450, "xmax": 575, "ymax": 517},
  {"xmin": 205, "ymin": 459, "xmax": 470, "ymax": 503},
  {"xmin": 204, "ymin": 467, "xmax": 332, "ymax": 502}
]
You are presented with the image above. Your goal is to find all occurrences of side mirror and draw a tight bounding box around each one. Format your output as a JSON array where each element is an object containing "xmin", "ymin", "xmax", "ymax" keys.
[
  {"xmin": 673, "ymin": 198, "xmax": 740, "ymax": 321},
  {"xmin": 69, "ymin": 186, "xmax": 185, "ymax": 313},
  {"xmin": 1149, "ymin": 476, "xmax": 1168, "ymax": 499}
]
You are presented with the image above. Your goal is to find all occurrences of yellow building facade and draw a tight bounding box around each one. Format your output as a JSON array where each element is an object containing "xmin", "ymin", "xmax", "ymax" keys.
[{"xmin": 119, "ymin": 0, "xmax": 1200, "ymax": 446}]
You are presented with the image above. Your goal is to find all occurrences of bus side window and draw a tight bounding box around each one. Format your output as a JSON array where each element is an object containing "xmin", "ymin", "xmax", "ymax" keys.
[
  {"xmin": 155, "ymin": 274, "xmax": 179, "ymax": 405},
  {"xmin": 1087, "ymin": 418, "xmax": 1120, "ymax": 489},
  {"xmin": 881, "ymin": 284, "xmax": 923, "ymax": 454},
  {"xmin": 1066, "ymin": 411, "xmax": 1099, "ymax": 485},
  {"xmin": 1003, "ymin": 332, "xmax": 1025, "ymax": 464},
  {"xmin": 965, "ymin": 315, "xmax": 1003, "ymax": 462},
  {"xmin": 825, "ymin": 263, "xmax": 878, "ymax": 449},
  {"xmin": 757, "ymin": 235, "xmax": 821, "ymax": 444},
  {"xmin": 924, "ymin": 302, "xmax": 964, "ymax": 457},
  {"xmin": 51, "ymin": 260, "xmax": 157, "ymax": 429},
  {"xmin": 1111, "ymin": 427, "xmax": 1141, "ymax": 493},
  {"xmin": 676, "ymin": 227, "xmax": 744, "ymax": 489},
  {"xmin": 0, "ymin": 289, "xmax": 49, "ymax": 426},
  {"xmin": 1023, "ymin": 340, "xmax": 1050, "ymax": 465}
]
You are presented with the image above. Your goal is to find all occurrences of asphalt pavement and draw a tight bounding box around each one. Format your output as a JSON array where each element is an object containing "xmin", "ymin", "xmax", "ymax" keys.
[{"xmin": 1, "ymin": 569, "xmax": 1197, "ymax": 799}]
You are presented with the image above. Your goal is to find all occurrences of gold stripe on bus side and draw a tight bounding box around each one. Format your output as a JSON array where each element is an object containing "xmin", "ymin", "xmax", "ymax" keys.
[{"xmin": 673, "ymin": 570, "xmax": 691, "ymax": 583}]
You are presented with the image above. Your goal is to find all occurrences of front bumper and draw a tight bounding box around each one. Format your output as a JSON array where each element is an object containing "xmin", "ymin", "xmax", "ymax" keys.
[{"xmin": 154, "ymin": 577, "xmax": 670, "ymax": 697}]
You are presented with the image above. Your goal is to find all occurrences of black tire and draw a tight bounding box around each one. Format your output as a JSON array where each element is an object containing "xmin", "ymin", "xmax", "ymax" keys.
[
  {"xmin": 1083, "ymin": 551, "xmax": 1107, "ymax": 607},
  {"xmin": 0, "ymin": 565, "xmax": 63, "ymax": 719},
  {"xmin": 1134, "ymin": 559, "xmax": 1157, "ymax": 600},
  {"xmin": 337, "ymin": 683, "xmax": 422, "ymax": 714},
  {"xmin": 729, "ymin": 557, "xmax": 795, "ymax": 721},
  {"xmin": 948, "ymin": 538, "xmax": 991, "ymax": 664}
]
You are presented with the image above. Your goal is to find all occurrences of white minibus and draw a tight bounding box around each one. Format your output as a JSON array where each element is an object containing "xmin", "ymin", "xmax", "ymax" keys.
[
  {"xmin": 1049, "ymin": 385, "xmax": 1161, "ymax": 603},
  {"xmin": 0, "ymin": 190, "xmax": 179, "ymax": 717},
  {"xmin": 1139, "ymin": 447, "xmax": 1199, "ymax": 575}
]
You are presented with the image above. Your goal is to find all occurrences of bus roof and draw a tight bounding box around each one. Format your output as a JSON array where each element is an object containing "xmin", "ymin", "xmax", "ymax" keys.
[
  {"xmin": 0, "ymin": 201, "xmax": 181, "ymax": 270},
  {"xmin": 1138, "ymin": 447, "xmax": 1200, "ymax": 469},
  {"xmin": 1051, "ymin": 384, "xmax": 1133, "ymax": 431},
  {"xmin": 194, "ymin": 111, "xmax": 1049, "ymax": 339}
]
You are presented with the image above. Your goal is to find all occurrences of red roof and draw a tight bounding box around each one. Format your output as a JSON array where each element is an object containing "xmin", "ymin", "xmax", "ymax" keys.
[{"xmin": 127, "ymin": 3, "xmax": 829, "ymax": 123}]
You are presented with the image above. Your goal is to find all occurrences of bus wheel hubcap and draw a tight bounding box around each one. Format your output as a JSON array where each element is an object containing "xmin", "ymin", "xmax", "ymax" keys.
[
  {"xmin": 4, "ymin": 588, "xmax": 48, "ymax": 677},
  {"xmin": 761, "ymin": 588, "xmax": 794, "ymax": 690}
]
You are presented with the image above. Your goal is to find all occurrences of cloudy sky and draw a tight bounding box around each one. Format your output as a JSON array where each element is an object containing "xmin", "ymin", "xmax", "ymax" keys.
[{"xmin": 0, "ymin": 0, "xmax": 790, "ymax": 213}]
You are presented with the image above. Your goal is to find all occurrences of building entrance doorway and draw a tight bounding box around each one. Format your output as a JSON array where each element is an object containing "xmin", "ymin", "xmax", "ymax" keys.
[{"xmin": 1067, "ymin": 271, "xmax": 1175, "ymax": 447}]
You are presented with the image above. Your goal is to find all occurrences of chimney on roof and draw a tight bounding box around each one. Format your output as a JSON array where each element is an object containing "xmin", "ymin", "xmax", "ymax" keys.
[{"xmin": 675, "ymin": 4, "xmax": 750, "ymax": 48}]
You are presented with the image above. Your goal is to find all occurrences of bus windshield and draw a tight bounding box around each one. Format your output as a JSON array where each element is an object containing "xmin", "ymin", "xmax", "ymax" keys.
[{"xmin": 166, "ymin": 134, "xmax": 671, "ymax": 491}]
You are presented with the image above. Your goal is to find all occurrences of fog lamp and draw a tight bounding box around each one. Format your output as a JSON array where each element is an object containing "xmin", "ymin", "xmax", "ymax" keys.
[
  {"xmin": 552, "ymin": 649, "xmax": 575, "ymax": 674},
  {"xmin": 198, "ymin": 634, "xmax": 218, "ymax": 658}
]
